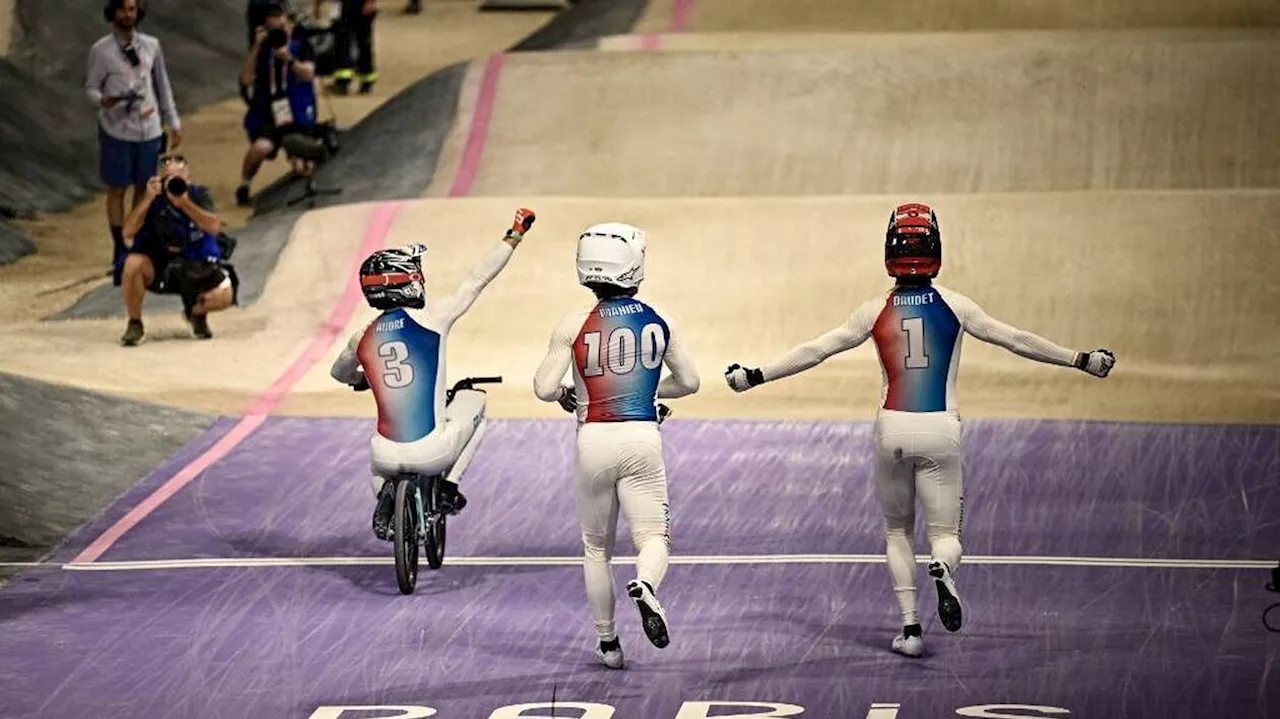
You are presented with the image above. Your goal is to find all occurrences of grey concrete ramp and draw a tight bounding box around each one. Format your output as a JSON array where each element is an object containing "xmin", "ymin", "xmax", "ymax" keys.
[
  {"xmin": 457, "ymin": 32, "xmax": 1280, "ymax": 197},
  {"xmin": 0, "ymin": 372, "xmax": 212, "ymax": 557}
]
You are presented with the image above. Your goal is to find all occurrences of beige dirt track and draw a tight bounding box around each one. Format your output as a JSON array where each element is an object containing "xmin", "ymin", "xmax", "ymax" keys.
[{"xmin": 0, "ymin": 1, "xmax": 1277, "ymax": 427}]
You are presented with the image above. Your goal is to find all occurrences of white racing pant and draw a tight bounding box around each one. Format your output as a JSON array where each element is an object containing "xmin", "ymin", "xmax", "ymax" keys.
[
  {"xmin": 873, "ymin": 409, "xmax": 965, "ymax": 627},
  {"xmin": 574, "ymin": 421, "xmax": 671, "ymax": 641},
  {"xmin": 366, "ymin": 389, "xmax": 488, "ymax": 495}
]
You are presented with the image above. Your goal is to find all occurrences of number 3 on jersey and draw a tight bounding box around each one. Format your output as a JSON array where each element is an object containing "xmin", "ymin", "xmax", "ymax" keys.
[
  {"xmin": 378, "ymin": 340, "xmax": 414, "ymax": 387},
  {"xmin": 901, "ymin": 317, "xmax": 930, "ymax": 369},
  {"xmin": 581, "ymin": 323, "xmax": 666, "ymax": 376}
]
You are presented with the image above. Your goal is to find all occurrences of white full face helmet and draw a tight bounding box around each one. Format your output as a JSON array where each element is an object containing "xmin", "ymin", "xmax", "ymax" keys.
[{"xmin": 575, "ymin": 222, "xmax": 647, "ymax": 290}]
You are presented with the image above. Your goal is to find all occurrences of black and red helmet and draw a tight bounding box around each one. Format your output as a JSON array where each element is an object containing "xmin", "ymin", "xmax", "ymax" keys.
[
  {"xmin": 885, "ymin": 202, "xmax": 942, "ymax": 279},
  {"xmin": 359, "ymin": 244, "xmax": 426, "ymax": 310}
]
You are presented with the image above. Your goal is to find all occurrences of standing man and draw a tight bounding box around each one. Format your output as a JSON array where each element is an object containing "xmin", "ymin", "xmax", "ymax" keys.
[
  {"xmin": 86, "ymin": 0, "xmax": 182, "ymax": 285},
  {"xmin": 332, "ymin": 0, "xmax": 378, "ymax": 94},
  {"xmin": 724, "ymin": 203, "xmax": 1116, "ymax": 658},
  {"xmin": 533, "ymin": 223, "xmax": 701, "ymax": 670}
]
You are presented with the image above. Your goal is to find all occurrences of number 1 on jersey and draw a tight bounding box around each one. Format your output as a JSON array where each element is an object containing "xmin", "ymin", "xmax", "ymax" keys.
[{"xmin": 901, "ymin": 317, "xmax": 930, "ymax": 369}]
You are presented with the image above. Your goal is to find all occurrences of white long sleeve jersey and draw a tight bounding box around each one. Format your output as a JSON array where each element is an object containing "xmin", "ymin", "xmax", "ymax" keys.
[
  {"xmin": 534, "ymin": 297, "xmax": 700, "ymax": 423},
  {"xmin": 330, "ymin": 242, "xmax": 513, "ymax": 442},
  {"xmin": 761, "ymin": 283, "xmax": 1080, "ymax": 413}
]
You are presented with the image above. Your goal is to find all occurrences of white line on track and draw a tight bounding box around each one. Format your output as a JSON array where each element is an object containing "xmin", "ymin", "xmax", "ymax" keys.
[{"xmin": 47, "ymin": 554, "xmax": 1276, "ymax": 572}]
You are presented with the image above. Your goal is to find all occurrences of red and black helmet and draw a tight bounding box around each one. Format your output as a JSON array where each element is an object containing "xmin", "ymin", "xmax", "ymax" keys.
[
  {"xmin": 885, "ymin": 202, "xmax": 941, "ymax": 279},
  {"xmin": 359, "ymin": 244, "xmax": 426, "ymax": 310}
]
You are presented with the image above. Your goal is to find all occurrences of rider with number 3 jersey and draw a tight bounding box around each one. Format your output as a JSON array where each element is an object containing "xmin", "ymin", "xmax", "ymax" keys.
[{"xmin": 330, "ymin": 208, "xmax": 536, "ymax": 540}]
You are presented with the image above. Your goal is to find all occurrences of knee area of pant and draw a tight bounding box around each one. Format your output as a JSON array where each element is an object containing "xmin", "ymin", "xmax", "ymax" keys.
[
  {"xmin": 883, "ymin": 515, "xmax": 914, "ymax": 539},
  {"xmin": 631, "ymin": 529, "xmax": 670, "ymax": 553},
  {"xmin": 581, "ymin": 536, "xmax": 614, "ymax": 561}
]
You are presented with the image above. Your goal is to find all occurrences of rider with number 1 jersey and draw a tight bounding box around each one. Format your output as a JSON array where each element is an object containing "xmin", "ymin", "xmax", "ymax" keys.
[{"xmin": 724, "ymin": 203, "xmax": 1116, "ymax": 660}]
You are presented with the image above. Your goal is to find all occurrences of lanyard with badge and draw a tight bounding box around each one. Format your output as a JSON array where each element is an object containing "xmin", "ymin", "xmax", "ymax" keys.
[
  {"xmin": 113, "ymin": 37, "xmax": 156, "ymax": 122},
  {"xmin": 269, "ymin": 46, "xmax": 294, "ymax": 127}
]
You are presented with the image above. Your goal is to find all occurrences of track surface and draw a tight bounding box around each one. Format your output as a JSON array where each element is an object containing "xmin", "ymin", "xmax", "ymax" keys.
[{"xmin": 3, "ymin": 418, "xmax": 1276, "ymax": 718}]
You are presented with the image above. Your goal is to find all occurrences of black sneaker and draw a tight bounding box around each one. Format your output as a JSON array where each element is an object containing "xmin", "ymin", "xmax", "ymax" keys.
[
  {"xmin": 235, "ymin": 184, "xmax": 251, "ymax": 207},
  {"xmin": 359, "ymin": 81, "xmax": 375, "ymax": 95},
  {"xmin": 189, "ymin": 314, "xmax": 213, "ymax": 340},
  {"xmin": 120, "ymin": 319, "xmax": 144, "ymax": 347},
  {"xmin": 372, "ymin": 481, "xmax": 395, "ymax": 541},
  {"xmin": 440, "ymin": 480, "xmax": 467, "ymax": 515}
]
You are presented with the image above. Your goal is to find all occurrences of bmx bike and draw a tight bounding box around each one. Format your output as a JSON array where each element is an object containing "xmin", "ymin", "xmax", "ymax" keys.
[{"xmin": 353, "ymin": 374, "xmax": 502, "ymax": 595}]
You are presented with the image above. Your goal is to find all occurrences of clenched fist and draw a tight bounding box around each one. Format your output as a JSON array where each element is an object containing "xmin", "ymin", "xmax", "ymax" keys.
[
  {"xmin": 509, "ymin": 208, "xmax": 536, "ymax": 238},
  {"xmin": 725, "ymin": 363, "xmax": 764, "ymax": 392},
  {"xmin": 1075, "ymin": 349, "xmax": 1116, "ymax": 378}
]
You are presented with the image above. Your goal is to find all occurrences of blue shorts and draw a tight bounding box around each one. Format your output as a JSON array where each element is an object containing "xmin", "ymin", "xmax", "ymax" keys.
[{"xmin": 98, "ymin": 126, "xmax": 165, "ymax": 188}]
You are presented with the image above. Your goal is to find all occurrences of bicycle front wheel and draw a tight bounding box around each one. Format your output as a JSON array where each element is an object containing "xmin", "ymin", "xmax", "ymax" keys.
[
  {"xmin": 423, "ymin": 477, "xmax": 447, "ymax": 570},
  {"xmin": 393, "ymin": 479, "xmax": 419, "ymax": 594}
]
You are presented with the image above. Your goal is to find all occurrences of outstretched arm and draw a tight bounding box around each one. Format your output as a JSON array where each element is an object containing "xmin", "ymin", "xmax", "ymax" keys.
[
  {"xmin": 949, "ymin": 290, "xmax": 1115, "ymax": 376},
  {"xmin": 658, "ymin": 325, "xmax": 700, "ymax": 399},
  {"xmin": 726, "ymin": 300, "xmax": 880, "ymax": 392},
  {"xmin": 434, "ymin": 208, "xmax": 535, "ymax": 328},
  {"xmin": 533, "ymin": 316, "xmax": 576, "ymax": 403}
]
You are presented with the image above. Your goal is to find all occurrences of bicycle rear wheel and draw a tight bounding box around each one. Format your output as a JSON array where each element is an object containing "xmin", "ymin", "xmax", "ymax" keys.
[
  {"xmin": 393, "ymin": 479, "xmax": 419, "ymax": 594},
  {"xmin": 423, "ymin": 476, "xmax": 447, "ymax": 570}
]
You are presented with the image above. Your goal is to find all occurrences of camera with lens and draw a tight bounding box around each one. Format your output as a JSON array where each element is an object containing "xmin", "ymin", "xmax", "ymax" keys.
[
  {"xmin": 164, "ymin": 176, "xmax": 188, "ymax": 197},
  {"xmin": 267, "ymin": 27, "xmax": 289, "ymax": 49}
]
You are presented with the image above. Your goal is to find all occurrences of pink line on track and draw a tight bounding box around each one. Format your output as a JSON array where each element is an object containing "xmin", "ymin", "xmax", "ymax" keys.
[
  {"xmin": 448, "ymin": 53, "xmax": 506, "ymax": 198},
  {"xmin": 670, "ymin": 0, "xmax": 694, "ymax": 32},
  {"xmin": 70, "ymin": 202, "xmax": 404, "ymax": 565}
]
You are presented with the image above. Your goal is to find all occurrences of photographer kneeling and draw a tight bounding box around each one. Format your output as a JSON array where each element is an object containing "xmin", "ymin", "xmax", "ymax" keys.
[
  {"xmin": 236, "ymin": 2, "xmax": 318, "ymax": 206},
  {"xmin": 118, "ymin": 154, "xmax": 237, "ymax": 346}
]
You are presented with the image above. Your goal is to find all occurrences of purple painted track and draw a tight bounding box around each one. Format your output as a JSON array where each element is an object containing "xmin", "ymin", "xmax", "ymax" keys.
[{"xmin": 2, "ymin": 418, "xmax": 1278, "ymax": 719}]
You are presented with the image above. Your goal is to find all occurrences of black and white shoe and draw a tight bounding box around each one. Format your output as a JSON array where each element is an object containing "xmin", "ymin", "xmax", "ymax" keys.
[
  {"xmin": 440, "ymin": 480, "xmax": 466, "ymax": 515},
  {"xmin": 929, "ymin": 560, "xmax": 964, "ymax": 632},
  {"xmin": 372, "ymin": 481, "xmax": 395, "ymax": 541},
  {"xmin": 595, "ymin": 637, "xmax": 624, "ymax": 669},
  {"xmin": 627, "ymin": 579, "xmax": 670, "ymax": 648}
]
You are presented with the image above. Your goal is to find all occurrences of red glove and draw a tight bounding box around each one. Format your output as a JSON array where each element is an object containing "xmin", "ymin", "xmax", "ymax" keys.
[{"xmin": 509, "ymin": 208, "xmax": 536, "ymax": 237}]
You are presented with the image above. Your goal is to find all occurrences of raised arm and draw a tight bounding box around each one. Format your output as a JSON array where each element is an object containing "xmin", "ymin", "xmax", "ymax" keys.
[
  {"xmin": 945, "ymin": 289, "xmax": 1115, "ymax": 377},
  {"xmin": 434, "ymin": 209, "xmax": 535, "ymax": 328},
  {"xmin": 658, "ymin": 324, "xmax": 700, "ymax": 399},
  {"xmin": 533, "ymin": 315, "xmax": 577, "ymax": 404},
  {"xmin": 725, "ymin": 299, "xmax": 880, "ymax": 392}
]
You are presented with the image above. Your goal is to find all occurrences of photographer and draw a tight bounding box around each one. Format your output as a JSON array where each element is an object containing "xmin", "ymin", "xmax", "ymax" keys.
[
  {"xmin": 86, "ymin": 0, "xmax": 182, "ymax": 285},
  {"xmin": 235, "ymin": 2, "xmax": 319, "ymax": 206},
  {"xmin": 118, "ymin": 154, "xmax": 236, "ymax": 346}
]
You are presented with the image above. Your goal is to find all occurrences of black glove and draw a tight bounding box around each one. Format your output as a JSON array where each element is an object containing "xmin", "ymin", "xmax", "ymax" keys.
[
  {"xmin": 724, "ymin": 363, "xmax": 764, "ymax": 393},
  {"xmin": 556, "ymin": 385, "xmax": 577, "ymax": 413}
]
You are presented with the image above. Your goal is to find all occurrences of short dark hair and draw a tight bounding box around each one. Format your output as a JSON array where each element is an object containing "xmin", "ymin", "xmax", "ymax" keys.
[{"xmin": 586, "ymin": 282, "xmax": 637, "ymax": 300}]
